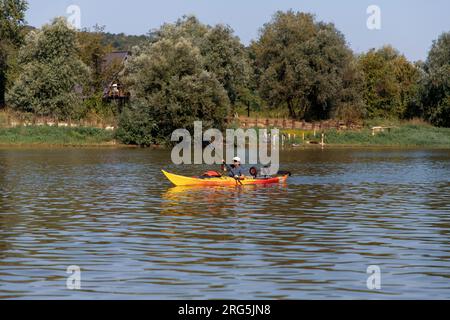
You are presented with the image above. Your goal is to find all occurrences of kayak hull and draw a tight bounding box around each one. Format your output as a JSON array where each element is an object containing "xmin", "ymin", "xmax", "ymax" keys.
[{"xmin": 162, "ymin": 170, "xmax": 288, "ymax": 187}]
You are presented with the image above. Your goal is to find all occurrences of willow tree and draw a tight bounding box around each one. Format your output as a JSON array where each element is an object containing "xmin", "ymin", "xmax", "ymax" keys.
[
  {"xmin": 116, "ymin": 38, "xmax": 230, "ymax": 145},
  {"xmin": 252, "ymin": 11, "xmax": 363, "ymax": 121},
  {"xmin": 7, "ymin": 18, "xmax": 90, "ymax": 120},
  {"xmin": 0, "ymin": 0, "xmax": 28, "ymax": 108}
]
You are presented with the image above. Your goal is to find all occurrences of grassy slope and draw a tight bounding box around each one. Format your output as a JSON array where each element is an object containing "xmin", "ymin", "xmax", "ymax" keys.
[
  {"xmin": 0, "ymin": 126, "xmax": 116, "ymax": 146},
  {"xmin": 324, "ymin": 125, "xmax": 450, "ymax": 147},
  {"xmin": 1, "ymin": 118, "xmax": 449, "ymax": 148}
]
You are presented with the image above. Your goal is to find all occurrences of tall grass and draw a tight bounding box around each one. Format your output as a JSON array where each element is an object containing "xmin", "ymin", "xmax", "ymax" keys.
[{"xmin": 0, "ymin": 126, "xmax": 115, "ymax": 146}]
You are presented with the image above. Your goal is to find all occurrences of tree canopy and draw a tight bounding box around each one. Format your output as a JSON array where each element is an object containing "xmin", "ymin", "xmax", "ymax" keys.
[
  {"xmin": 422, "ymin": 32, "xmax": 450, "ymax": 127},
  {"xmin": 116, "ymin": 37, "xmax": 230, "ymax": 145},
  {"xmin": 7, "ymin": 18, "xmax": 90, "ymax": 120},
  {"xmin": 358, "ymin": 46, "xmax": 421, "ymax": 119},
  {"xmin": 150, "ymin": 16, "xmax": 252, "ymax": 107},
  {"xmin": 77, "ymin": 25, "xmax": 113, "ymax": 92},
  {"xmin": 252, "ymin": 11, "xmax": 363, "ymax": 121},
  {"xmin": 116, "ymin": 16, "xmax": 259, "ymax": 145},
  {"xmin": 1, "ymin": 7, "xmax": 450, "ymax": 146}
]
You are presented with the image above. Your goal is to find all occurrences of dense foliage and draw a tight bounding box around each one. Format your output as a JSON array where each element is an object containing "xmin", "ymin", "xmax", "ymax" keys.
[
  {"xmin": 422, "ymin": 32, "xmax": 450, "ymax": 127},
  {"xmin": 116, "ymin": 37, "xmax": 230, "ymax": 145},
  {"xmin": 252, "ymin": 11, "xmax": 364, "ymax": 122},
  {"xmin": 1, "ymin": 4, "xmax": 449, "ymax": 146},
  {"xmin": 77, "ymin": 25, "xmax": 113, "ymax": 92},
  {"xmin": 0, "ymin": 0, "xmax": 28, "ymax": 108},
  {"xmin": 116, "ymin": 17, "xmax": 255, "ymax": 145},
  {"xmin": 102, "ymin": 32, "xmax": 148, "ymax": 51},
  {"xmin": 358, "ymin": 46, "xmax": 421, "ymax": 119},
  {"xmin": 150, "ymin": 16, "xmax": 253, "ymax": 107}
]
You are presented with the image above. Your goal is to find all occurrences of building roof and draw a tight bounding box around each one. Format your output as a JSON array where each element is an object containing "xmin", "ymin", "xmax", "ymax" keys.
[{"xmin": 102, "ymin": 51, "xmax": 130, "ymax": 70}]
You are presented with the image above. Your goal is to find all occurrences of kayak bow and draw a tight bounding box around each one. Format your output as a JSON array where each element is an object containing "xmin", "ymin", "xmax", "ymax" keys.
[{"xmin": 162, "ymin": 170, "xmax": 288, "ymax": 187}]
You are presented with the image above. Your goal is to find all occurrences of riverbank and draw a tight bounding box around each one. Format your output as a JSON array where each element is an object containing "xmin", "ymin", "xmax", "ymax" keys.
[
  {"xmin": 325, "ymin": 125, "xmax": 450, "ymax": 147},
  {"xmin": 1, "ymin": 122, "xmax": 450, "ymax": 148},
  {"xmin": 0, "ymin": 126, "xmax": 118, "ymax": 147}
]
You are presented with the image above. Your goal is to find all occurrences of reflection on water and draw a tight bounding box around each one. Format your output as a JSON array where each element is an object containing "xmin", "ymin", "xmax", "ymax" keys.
[{"xmin": 0, "ymin": 148, "xmax": 449, "ymax": 299}]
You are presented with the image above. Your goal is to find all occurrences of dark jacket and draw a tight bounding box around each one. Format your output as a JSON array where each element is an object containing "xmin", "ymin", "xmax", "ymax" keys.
[{"xmin": 224, "ymin": 164, "xmax": 243, "ymax": 177}]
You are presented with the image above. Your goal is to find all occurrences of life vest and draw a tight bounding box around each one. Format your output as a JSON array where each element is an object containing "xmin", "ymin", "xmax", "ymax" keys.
[{"xmin": 201, "ymin": 171, "xmax": 222, "ymax": 178}]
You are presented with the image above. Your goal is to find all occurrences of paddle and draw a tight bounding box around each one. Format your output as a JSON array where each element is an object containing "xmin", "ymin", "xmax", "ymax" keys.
[{"xmin": 222, "ymin": 160, "xmax": 243, "ymax": 185}]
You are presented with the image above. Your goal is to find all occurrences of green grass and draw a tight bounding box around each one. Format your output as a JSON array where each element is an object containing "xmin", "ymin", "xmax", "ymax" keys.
[
  {"xmin": 322, "ymin": 125, "xmax": 450, "ymax": 147},
  {"xmin": 240, "ymin": 122, "xmax": 450, "ymax": 148},
  {"xmin": 0, "ymin": 126, "xmax": 116, "ymax": 146}
]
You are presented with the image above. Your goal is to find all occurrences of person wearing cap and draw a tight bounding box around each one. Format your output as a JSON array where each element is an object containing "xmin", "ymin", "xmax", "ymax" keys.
[{"xmin": 222, "ymin": 157, "xmax": 245, "ymax": 180}]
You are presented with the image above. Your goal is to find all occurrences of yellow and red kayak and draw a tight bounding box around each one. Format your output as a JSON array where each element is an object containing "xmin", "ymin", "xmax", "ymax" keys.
[{"xmin": 162, "ymin": 170, "xmax": 288, "ymax": 187}]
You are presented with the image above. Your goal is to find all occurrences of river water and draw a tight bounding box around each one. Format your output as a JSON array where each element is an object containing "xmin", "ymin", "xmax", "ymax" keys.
[{"xmin": 0, "ymin": 147, "xmax": 449, "ymax": 299}]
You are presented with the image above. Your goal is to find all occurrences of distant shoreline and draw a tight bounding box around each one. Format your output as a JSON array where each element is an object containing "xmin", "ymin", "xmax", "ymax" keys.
[
  {"xmin": 1, "ymin": 124, "xmax": 450, "ymax": 149},
  {"xmin": 1, "ymin": 143, "xmax": 449, "ymax": 150}
]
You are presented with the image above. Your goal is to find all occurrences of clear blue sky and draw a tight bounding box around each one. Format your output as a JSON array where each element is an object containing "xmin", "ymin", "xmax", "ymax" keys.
[{"xmin": 25, "ymin": 0, "xmax": 450, "ymax": 62}]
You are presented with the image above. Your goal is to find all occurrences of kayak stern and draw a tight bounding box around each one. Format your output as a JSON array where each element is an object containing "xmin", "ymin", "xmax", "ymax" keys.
[{"xmin": 162, "ymin": 170, "xmax": 288, "ymax": 187}]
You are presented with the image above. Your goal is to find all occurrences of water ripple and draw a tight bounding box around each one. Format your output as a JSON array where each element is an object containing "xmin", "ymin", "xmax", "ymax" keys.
[{"xmin": 0, "ymin": 148, "xmax": 450, "ymax": 299}]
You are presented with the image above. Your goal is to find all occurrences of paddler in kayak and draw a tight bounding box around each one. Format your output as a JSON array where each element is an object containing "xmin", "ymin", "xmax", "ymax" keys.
[{"xmin": 222, "ymin": 157, "xmax": 245, "ymax": 180}]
